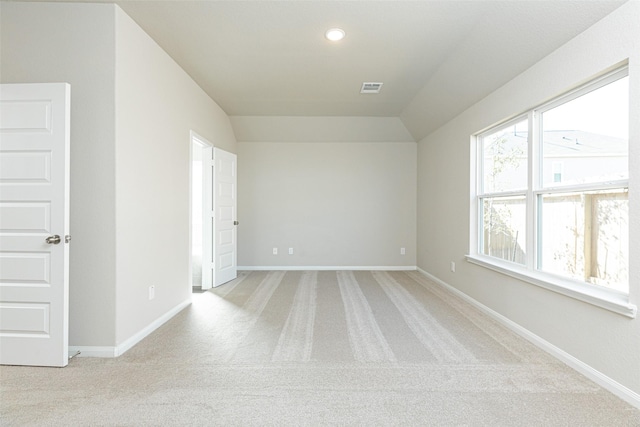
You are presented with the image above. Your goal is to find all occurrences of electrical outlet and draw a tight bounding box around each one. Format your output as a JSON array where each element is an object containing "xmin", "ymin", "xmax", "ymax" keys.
[
  {"xmin": 400, "ymin": 247, "xmax": 406, "ymax": 255},
  {"xmin": 450, "ymin": 261, "xmax": 456, "ymax": 273},
  {"xmin": 288, "ymin": 248, "xmax": 294, "ymax": 255},
  {"xmin": 273, "ymin": 247, "xmax": 278, "ymax": 255},
  {"xmin": 148, "ymin": 285, "xmax": 155, "ymax": 300}
]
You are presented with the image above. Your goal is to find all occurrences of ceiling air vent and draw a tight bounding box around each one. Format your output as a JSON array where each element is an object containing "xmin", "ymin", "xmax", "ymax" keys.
[{"xmin": 360, "ymin": 82, "xmax": 383, "ymax": 94}]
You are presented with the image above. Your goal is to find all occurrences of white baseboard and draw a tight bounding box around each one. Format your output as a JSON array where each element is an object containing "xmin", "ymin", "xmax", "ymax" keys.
[
  {"xmin": 238, "ymin": 266, "xmax": 417, "ymax": 271},
  {"xmin": 416, "ymin": 268, "xmax": 640, "ymax": 410},
  {"xmin": 69, "ymin": 298, "xmax": 191, "ymax": 358}
]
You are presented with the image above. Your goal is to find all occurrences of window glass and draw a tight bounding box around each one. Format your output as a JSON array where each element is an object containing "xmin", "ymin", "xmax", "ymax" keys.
[
  {"xmin": 481, "ymin": 195, "xmax": 526, "ymax": 264},
  {"xmin": 482, "ymin": 119, "xmax": 528, "ymax": 193},
  {"xmin": 538, "ymin": 189, "xmax": 628, "ymax": 292},
  {"xmin": 541, "ymin": 77, "xmax": 629, "ymax": 187}
]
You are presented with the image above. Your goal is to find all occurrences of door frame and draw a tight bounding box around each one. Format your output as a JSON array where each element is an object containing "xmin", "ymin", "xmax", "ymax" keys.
[{"xmin": 189, "ymin": 131, "xmax": 214, "ymax": 290}]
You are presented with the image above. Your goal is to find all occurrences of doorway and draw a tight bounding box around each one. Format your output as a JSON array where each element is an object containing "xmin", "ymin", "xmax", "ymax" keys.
[
  {"xmin": 190, "ymin": 132, "xmax": 238, "ymax": 292},
  {"xmin": 191, "ymin": 132, "xmax": 213, "ymax": 291}
]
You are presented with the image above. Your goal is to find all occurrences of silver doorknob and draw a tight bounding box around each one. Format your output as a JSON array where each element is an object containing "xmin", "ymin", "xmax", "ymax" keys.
[{"xmin": 46, "ymin": 235, "xmax": 61, "ymax": 245}]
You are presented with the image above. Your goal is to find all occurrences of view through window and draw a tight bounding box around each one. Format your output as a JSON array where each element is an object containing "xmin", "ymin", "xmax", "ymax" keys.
[{"xmin": 476, "ymin": 67, "xmax": 629, "ymax": 293}]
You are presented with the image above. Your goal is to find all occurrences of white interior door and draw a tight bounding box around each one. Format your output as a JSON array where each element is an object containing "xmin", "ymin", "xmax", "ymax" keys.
[
  {"xmin": 213, "ymin": 148, "xmax": 237, "ymax": 287},
  {"xmin": 0, "ymin": 83, "xmax": 70, "ymax": 367}
]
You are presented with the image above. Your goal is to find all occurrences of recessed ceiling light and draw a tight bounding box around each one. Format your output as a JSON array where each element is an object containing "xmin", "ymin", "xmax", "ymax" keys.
[{"xmin": 325, "ymin": 28, "xmax": 346, "ymax": 42}]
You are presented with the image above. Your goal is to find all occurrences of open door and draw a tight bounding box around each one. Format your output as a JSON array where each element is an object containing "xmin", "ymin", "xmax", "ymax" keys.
[
  {"xmin": 0, "ymin": 83, "xmax": 70, "ymax": 367},
  {"xmin": 213, "ymin": 148, "xmax": 237, "ymax": 286}
]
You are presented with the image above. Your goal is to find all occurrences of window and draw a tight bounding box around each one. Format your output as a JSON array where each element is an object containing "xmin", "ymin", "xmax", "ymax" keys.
[
  {"xmin": 472, "ymin": 66, "xmax": 630, "ymax": 303},
  {"xmin": 479, "ymin": 118, "xmax": 528, "ymax": 265}
]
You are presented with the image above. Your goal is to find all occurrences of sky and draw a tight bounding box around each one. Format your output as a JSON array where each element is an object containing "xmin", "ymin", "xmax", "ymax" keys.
[{"xmin": 542, "ymin": 76, "xmax": 629, "ymax": 140}]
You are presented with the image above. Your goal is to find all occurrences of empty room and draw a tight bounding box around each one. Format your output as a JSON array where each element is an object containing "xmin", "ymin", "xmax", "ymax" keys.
[{"xmin": 1, "ymin": 0, "xmax": 639, "ymax": 425}]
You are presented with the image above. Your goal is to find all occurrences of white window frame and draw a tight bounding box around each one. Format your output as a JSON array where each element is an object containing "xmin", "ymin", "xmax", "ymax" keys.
[{"xmin": 468, "ymin": 66, "xmax": 636, "ymax": 318}]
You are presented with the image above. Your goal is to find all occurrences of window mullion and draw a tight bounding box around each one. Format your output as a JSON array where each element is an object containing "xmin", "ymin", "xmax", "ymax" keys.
[
  {"xmin": 535, "ymin": 180, "xmax": 629, "ymax": 195},
  {"xmin": 526, "ymin": 110, "xmax": 538, "ymax": 271},
  {"xmin": 472, "ymin": 136, "xmax": 481, "ymax": 255}
]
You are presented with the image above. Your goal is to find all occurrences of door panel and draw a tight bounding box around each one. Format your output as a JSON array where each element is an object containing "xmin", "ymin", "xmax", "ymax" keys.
[
  {"xmin": 0, "ymin": 302, "xmax": 51, "ymax": 335},
  {"xmin": 0, "ymin": 151, "xmax": 52, "ymax": 181},
  {"xmin": 0, "ymin": 253, "xmax": 51, "ymax": 283},
  {"xmin": 0, "ymin": 100, "xmax": 51, "ymax": 131},
  {"xmin": 0, "ymin": 83, "xmax": 70, "ymax": 367}
]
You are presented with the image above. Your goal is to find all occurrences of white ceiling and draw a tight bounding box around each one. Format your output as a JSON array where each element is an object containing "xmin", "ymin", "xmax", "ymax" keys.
[{"xmin": 50, "ymin": 1, "xmax": 630, "ymax": 139}]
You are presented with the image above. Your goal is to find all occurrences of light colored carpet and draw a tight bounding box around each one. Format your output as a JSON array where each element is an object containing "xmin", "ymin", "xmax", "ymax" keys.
[{"xmin": 2, "ymin": 270, "xmax": 639, "ymax": 426}]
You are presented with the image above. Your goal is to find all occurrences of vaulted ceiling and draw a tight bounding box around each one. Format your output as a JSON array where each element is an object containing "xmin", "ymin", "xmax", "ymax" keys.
[{"xmin": 44, "ymin": 0, "xmax": 630, "ymax": 139}]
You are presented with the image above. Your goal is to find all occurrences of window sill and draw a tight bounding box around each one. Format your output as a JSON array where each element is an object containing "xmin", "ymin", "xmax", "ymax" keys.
[{"xmin": 465, "ymin": 255, "xmax": 637, "ymax": 318}]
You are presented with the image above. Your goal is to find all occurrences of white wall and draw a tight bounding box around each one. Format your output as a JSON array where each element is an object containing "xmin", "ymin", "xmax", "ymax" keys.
[
  {"xmin": 0, "ymin": 2, "xmax": 237, "ymax": 350},
  {"xmin": 114, "ymin": 8, "xmax": 236, "ymax": 344},
  {"xmin": 416, "ymin": 0, "xmax": 640, "ymax": 397},
  {"xmin": 1, "ymin": 2, "xmax": 118, "ymax": 347},
  {"xmin": 233, "ymin": 117, "xmax": 417, "ymax": 268}
]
